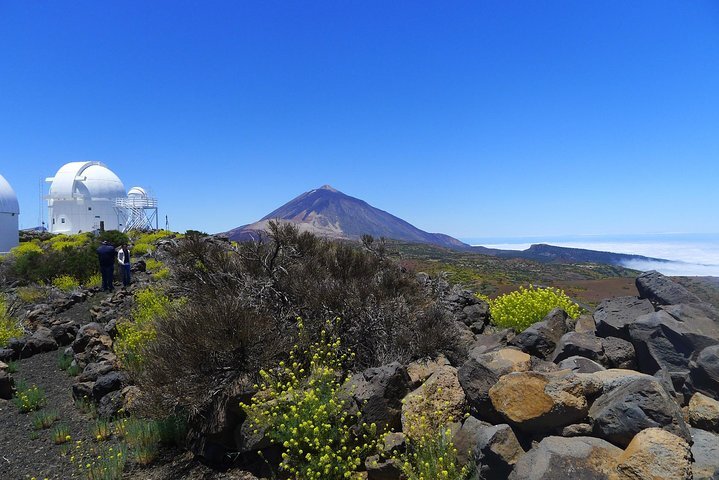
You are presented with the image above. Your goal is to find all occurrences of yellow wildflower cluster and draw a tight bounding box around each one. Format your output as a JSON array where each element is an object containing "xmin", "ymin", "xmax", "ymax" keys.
[
  {"xmin": 68, "ymin": 440, "xmax": 127, "ymax": 480},
  {"xmin": 485, "ymin": 284, "xmax": 581, "ymax": 332},
  {"xmin": 240, "ymin": 318, "xmax": 379, "ymax": 479},
  {"xmin": 114, "ymin": 287, "xmax": 173, "ymax": 373},
  {"xmin": 52, "ymin": 274, "xmax": 80, "ymax": 292},
  {"xmin": 393, "ymin": 385, "xmax": 471, "ymax": 480},
  {"xmin": 13, "ymin": 383, "xmax": 46, "ymax": 413}
]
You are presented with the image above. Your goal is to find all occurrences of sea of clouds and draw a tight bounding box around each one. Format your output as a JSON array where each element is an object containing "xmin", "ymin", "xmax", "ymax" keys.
[{"xmin": 471, "ymin": 234, "xmax": 719, "ymax": 277}]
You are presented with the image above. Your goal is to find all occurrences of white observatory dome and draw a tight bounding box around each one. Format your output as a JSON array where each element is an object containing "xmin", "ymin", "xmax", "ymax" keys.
[
  {"xmin": 0, "ymin": 174, "xmax": 19, "ymax": 215},
  {"xmin": 127, "ymin": 186, "xmax": 148, "ymax": 197},
  {"xmin": 48, "ymin": 162, "xmax": 125, "ymax": 200},
  {"xmin": 0, "ymin": 173, "xmax": 19, "ymax": 253},
  {"xmin": 46, "ymin": 161, "xmax": 126, "ymax": 234}
]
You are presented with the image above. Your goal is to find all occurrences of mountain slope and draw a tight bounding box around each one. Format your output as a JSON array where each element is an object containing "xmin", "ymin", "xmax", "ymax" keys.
[{"xmin": 223, "ymin": 185, "xmax": 468, "ymax": 249}]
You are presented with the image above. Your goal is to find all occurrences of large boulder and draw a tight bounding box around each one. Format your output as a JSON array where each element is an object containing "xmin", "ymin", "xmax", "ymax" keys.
[
  {"xmin": 401, "ymin": 365, "xmax": 466, "ymax": 431},
  {"xmin": 588, "ymin": 376, "xmax": 690, "ymax": 447},
  {"xmin": 636, "ymin": 270, "xmax": 704, "ymax": 306},
  {"xmin": 689, "ymin": 392, "xmax": 719, "ymax": 432},
  {"xmin": 691, "ymin": 428, "xmax": 719, "ymax": 480},
  {"xmin": 593, "ymin": 296, "xmax": 655, "ymax": 340},
  {"xmin": 509, "ymin": 436, "xmax": 621, "ymax": 480},
  {"xmin": 346, "ymin": 362, "xmax": 412, "ymax": 433},
  {"xmin": 0, "ymin": 370, "xmax": 14, "ymax": 399},
  {"xmin": 473, "ymin": 423, "xmax": 525, "ymax": 480},
  {"xmin": 558, "ymin": 356, "xmax": 605, "ymax": 373},
  {"xmin": 661, "ymin": 303, "xmax": 719, "ymax": 337},
  {"xmin": 612, "ymin": 428, "xmax": 692, "ymax": 480},
  {"xmin": 92, "ymin": 371, "xmax": 124, "ymax": 401},
  {"xmin": 600, "ymin": 336, "xmax": 637, "ymax": 370},
  {"xmin": 551, "ymin": 332, "xmax": 603, "ymax": 364},
  {"xmin": 510, "ymin": 308, "xmax": 572, "ymax": 359},
  {"xmin": 489, "ymin": 370, "xmax": 600, "ymax": 433},
  {"xmin": 458, "ymin": 348, "xmax": 531, "ymax": 422},
  {"xmin": 687, "ymin": 345, "xmax": 719, "ymax": 398},
  {"xmin": 21, "ymin": 327, "xmax": 58, "ymax": 357},
  {"xmin": 406, "ymin": 355, "xmax": 450, "ymax": 388},
  {"xmin": 628, "ymin": 310, "xmax": 718, "ymax": 386}
]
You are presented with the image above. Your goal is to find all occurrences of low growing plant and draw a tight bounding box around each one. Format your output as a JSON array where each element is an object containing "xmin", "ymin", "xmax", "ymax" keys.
[
  {"xmin": 58, "ymin": 352, "xmax": 73, "ymax": 371},
  {"xmin": 84, "ymin": 273, "xmax": 102, "ymax": 289},
  {"xmin": 16, "ymin": 285, "xmax": 48, "ymax": 303},
  {"xmin": 51, "ymin": 424, "xmax": 71, "ymax": 444},
  {"xmin": 486, "ymin": 285, "xmax": 581, "ymax": 332},
  {"xmin": 124, "ymin": 417, "xmax": 160, "ymax": 465},
  {"xmin": 52, "ymin": 275, "xmax": 80, "ymax": 292},
  {"xmin": 240, "ymin": 318, "xmax": 380, "ymax": 480},
  {"xmin": 91, "ymin": 419, "xmax": 112, "ymax": 442},
  {"xmin": 14, "ymin": 382, "xmax": 47, "ymax": 413},
  {"xmin": 69, "ymin": 440, "xmax": 127, "ymax": 480},
  {"xmin": 31, "ymin": 410, "xmax": 59, "ymax": 430},
  {"xmin": 6, "ymin": 360, "xmax": 19, "ymax": 374},
  {"xmin": 0, "ymin": 296, "xmax": 23, "ymax": 347}
]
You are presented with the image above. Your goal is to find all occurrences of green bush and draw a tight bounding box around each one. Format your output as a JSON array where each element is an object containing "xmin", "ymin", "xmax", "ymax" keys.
[
  {"xmin": 52, "ymin": 274, "xmax": 80, "ymax": 292},
  {"xmin": 0, "ymin": 296, "xmax": 23, "ymax": 347},
  {"xmin": 131, "ymin": 243, "xmax": 153, "ymax": 256},
  {"xmin": 97, "ymin": 230, "xmax": 129, "ymax": 247},
  {"xmin": 84, "ymin": 273, "xmax": 102, "ymax": 289},
  {"xmin": 115, "ymin": 288, "xmax": 173, "ymax": 373},
  {"xmin": 241, "ymin": 319, "xmax": 379, "ymax": 480},
  {"xmin": 487, "ymin": 285, "xmax": 581, "ymax": 332},
  {"xmin": 16, "ymin": 285, "xmax": 48, "ymax": 303}
]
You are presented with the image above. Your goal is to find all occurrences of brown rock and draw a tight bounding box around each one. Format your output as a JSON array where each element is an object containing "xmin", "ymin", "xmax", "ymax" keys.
[
  {"xmin": 689, "ymin": 392, "xmax": 719, "ymax": 433},
  {"xmin": 612, "ymin": 428, "xmax": 692, "ymax": 480},
  {"xmin": 489, "ymin": 370, "xmax": 599, "ymax": 432},
  {"xmin": 402, "ymin": 365, "xmax": 466, "ymax": 433},
  {"xmin": 406, "ymin": 355, "xmax": 450, "ymax": 388}
]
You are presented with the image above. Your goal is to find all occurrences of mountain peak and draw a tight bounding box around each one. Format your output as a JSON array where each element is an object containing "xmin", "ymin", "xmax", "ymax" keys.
[{"xmin": 224, "ymin": 185, "xmax": 469, "ymax": 250}]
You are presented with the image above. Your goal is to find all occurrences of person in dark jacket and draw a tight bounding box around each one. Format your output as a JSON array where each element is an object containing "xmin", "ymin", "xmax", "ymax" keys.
[
  {"xmin": 96, "ymin": 240, "xmax": 116, "ymax": 292},
  {"xmin": 117, "ymin": 243, "xmax": 131, "ymax": 287}
]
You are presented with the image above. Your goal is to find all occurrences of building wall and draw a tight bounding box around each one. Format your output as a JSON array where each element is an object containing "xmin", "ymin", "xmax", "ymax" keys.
[
  {"xmin": 0, "ymin": 212, "xmax": 19, "ymax": 253},
  {"xmin": 48, "ymin": 198, "xmax": 121, "ymax": 233}
]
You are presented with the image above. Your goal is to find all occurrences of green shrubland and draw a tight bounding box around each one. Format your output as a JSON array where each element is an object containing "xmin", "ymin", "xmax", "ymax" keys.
[{"xmin": 0, "ymin": 295, "xmax": 23, "ymax": 347}]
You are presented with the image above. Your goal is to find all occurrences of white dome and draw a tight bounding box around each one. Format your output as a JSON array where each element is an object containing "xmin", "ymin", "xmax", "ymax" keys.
[
  {"xmin": 48, "ymin": 161, "xmax": 125, "ymax": 200},
  {"xmin": 0, "ymin": 174, "xmax": 19, "ymax": 214},
  {"xmin": 127, "ymin": 186, "xmax": 148, "ymax": 197}
]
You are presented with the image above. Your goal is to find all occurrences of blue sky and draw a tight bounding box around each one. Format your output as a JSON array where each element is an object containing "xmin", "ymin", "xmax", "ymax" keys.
[{"xmin": 1, "ymin": 1, "xmax": 718, "ymax": 238}]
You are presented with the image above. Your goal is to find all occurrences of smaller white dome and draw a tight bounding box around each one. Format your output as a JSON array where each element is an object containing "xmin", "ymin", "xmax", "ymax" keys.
[
  {"xmin": 128, "ymin": 186, "xmax": 148, "ymax": 197},
  {"xmin": 0, "ymin": 174, "xmax": 19, "ymax": 215}
]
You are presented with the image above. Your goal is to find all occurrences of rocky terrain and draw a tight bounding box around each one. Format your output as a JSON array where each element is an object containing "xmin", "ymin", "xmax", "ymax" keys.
[{"xmin": 1, "ymin": 230, "xmax": 719, "ymax": 479}]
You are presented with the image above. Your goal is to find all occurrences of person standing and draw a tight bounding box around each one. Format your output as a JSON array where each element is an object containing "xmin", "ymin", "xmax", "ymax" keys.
[
  {"xmin": 117, "ymin": 243, "xmax": 131, "ymax": 287},
  {"xmin": 96, "ymin": 240, "xmax": 116, "ymax": 292}
]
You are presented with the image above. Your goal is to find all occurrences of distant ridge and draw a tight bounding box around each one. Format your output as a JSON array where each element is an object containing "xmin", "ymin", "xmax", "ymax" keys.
[{"xmin": 223, "ymin": 185, "xmax": 469, "ymax": 249}]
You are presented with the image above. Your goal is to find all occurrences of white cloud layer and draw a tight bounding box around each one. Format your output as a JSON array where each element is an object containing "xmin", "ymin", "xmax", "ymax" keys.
[{"xmin": 478, "ymin": 239, "xmax": 719, "ymax": 277}]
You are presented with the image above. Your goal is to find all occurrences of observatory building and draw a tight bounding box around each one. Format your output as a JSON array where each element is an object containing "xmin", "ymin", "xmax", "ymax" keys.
[
  {"xmin": 46, "ymin": 161, "xmax": 158, "ymax": 234},
  {"xmin": 46, "ymin": 161, "xmax": 126, "ymax": 233},
  {"xmin": 0, "ymin": 174, "xmax": 20, "ymax": 253}
]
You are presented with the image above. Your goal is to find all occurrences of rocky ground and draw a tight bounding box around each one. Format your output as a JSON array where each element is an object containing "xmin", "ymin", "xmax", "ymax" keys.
[{"xmin": 2, "ymin": 261, "xmax": 719, "ymax": 479}]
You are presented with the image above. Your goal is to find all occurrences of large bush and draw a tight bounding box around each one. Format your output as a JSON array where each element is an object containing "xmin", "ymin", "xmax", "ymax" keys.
[
  {"xmin": 138, "ymin": 223, "xmax": 460, "ymax": 416},
  {"xmin": 487, "ymin": 285, "xmax": 581, "ymax": 332}
]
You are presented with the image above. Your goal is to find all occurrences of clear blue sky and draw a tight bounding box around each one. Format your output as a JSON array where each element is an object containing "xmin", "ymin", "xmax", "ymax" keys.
[{"xmin": 1, "ymin": 1, "xmax": 718, "ymax": 238}]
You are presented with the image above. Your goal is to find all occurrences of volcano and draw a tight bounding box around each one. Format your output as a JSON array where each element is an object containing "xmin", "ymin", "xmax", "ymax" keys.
[{"xmin": 223, "ymin": 185, "xmax": 468, "ymax": 249}]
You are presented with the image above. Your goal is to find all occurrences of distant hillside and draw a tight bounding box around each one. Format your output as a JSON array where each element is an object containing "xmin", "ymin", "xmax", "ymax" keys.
[
  {"xmin": 476, "ymin": 243, "xmax": 672, "ymax": 266},
  {"xmin": 223, "ymin": 185, "xmax": 468, "ymax": 249}
]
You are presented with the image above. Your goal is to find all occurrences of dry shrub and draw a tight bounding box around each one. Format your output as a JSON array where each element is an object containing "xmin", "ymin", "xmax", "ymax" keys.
[{"xmin": 138, "ymin": 224, "xmax": 459, "ymax": 417}]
